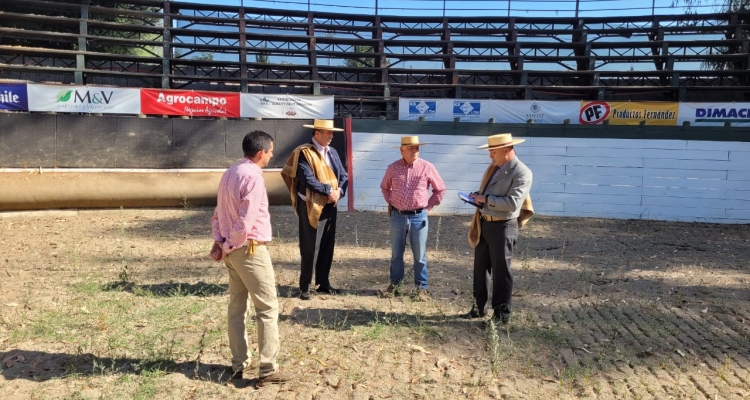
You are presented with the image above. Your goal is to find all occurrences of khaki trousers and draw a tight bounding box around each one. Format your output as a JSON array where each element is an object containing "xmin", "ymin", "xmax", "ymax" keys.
[{"xmin": 224, "ymin": 245, "xmax": 280, "ymax": 377}]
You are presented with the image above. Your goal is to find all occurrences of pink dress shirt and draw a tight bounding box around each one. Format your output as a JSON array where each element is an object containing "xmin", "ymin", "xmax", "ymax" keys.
[
  {"xmin": 211, "ymin": 158, "xmax": 272, "ymax": 255},
  {"xmin": 381, "ymin": 158, "xmax": 446, "ymax": 211}
]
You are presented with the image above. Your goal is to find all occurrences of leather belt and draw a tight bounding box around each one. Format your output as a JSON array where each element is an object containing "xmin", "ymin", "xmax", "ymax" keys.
[
  {"xmin": 480, "ymin": 214, "xmax": 508, "ymax": 222},
  {"xmin": 396, "ymin": 208, "xmax": 424, "ymax": 215}
]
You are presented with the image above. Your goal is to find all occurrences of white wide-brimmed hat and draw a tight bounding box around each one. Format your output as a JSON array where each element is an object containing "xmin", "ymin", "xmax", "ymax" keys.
[
  {"xmin": 302, "ymin": 119, "xmax": 344, "ymax": 132},
  {"xmin": 477, "ymin": 133, "xmax": 526, "ymax": 150},
  {"xmin": 392, "ymin": 135, "xmax": 430, "ymax": 148}
]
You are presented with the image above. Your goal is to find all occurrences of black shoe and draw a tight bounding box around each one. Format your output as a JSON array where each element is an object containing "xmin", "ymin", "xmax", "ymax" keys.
[
  {"xmin": 299, "ymin": 290, "xmax": 311, "ymax": 300},
  {"xmin": 493, "ymin": 304, "xmax": 511, "ymax": 324},
  {"xmin": 464, "ymin": 308, "xmax": 486, "ymax": 319},
  {"xmin": 316, "ymin": 286, "xmax": 339, "ymax": 295}
]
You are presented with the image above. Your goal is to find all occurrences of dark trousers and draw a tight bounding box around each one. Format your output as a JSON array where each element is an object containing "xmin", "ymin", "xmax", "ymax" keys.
[
  {"xmin": 297, "ymin": 200, "xmax": 337, "ymax": 292},
  {"xmin": 472, "ymin": 218, "xmax": 519, "ymax": 315}
]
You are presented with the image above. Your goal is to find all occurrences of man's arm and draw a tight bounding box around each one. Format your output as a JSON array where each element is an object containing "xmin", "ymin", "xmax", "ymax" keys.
[
  {"xmin": 210, "ymin": 211, "xmax": 225, "ymax": 261},
  {"xmin": 485, "ymin": 166, "xmax": 532, "ymax": 212},
  {"xmin": 220, "ymin": 177, "xmax": 261, "ymax": 254},
  {"xmin": 380, "ymin": 165, "xmax": 393, "ymax": 204},
  {"xmin": 426, "ymin": 164, "xmax": 446, "ymax": 210},
  {"xmin": 332, "ymin": 148, "xmax": 348, "ymax": 198},
  {"xmin": 298, "ymin": 152, "xmax": 333, "ymax": 195}
]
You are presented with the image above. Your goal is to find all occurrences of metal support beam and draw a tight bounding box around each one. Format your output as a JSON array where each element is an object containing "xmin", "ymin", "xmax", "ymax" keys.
[{"xmin": 75, "ymin": 0, "xmax": 89, "ymax": 84}]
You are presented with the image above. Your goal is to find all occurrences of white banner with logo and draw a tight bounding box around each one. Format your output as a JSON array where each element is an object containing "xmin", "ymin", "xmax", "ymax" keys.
[
  {"xmin": 492, "ymin": 101, "xmax": 580, "ymax": 124},
  {"xmin": 677, "ymin": 103, "xmax": 750, "ymax": 126},
  {"xmin": 27, "ymin": 84, "xmax": 141, "ymax": 114},
  {"xmin": 399, "ymin": 98, "xmax": 580, "ymax": 123},
  {"xmin": 399, "ymin": 99, "xmax": 449, "ymax": 121},
  {"xmin": 399, "ymin": 98, "xmax": 493, "ymax": 122},
  {"xmin": 240, "ymin": 94, "xmax": 333, "ymax": 119}
]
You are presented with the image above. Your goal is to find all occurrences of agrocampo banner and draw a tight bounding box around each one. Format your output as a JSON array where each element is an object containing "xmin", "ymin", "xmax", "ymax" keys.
[{"xmin": 141, "ymin": 89, "xmax": 240, "ymax": 118}]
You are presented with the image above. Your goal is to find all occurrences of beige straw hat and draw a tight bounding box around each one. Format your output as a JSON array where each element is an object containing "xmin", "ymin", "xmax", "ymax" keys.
[
  {"xmin": 302, "ymin": 119, "xmax": 344, "ymax": 132},
  {"xmin": 392, "ymin": 136, "xmax": 430, "ymax": 148},
  {"xmin": 477, "ymin": 133, "xmax": 526, "ymax": 149}
]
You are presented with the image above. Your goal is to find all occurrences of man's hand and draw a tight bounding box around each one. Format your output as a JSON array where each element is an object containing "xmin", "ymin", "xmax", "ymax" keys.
[
  {"xmin": 210, "ymin": 241, "xmax": 224, "ymax": 261},
  {"xmin": 328, "ymin": 189, "xmax": 341, "ymax": 204},
  {"xmin": 470, "ymin": 192, "xmax": 487, "ymax": 205}
]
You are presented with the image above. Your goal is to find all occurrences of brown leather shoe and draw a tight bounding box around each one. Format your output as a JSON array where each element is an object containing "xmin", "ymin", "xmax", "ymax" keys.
[
  {"xmin": 385, "ymin": 282, "xmax": 401, "ymax": 296},
  {"xmin": 412, "ymin": 288, "xmax": 430, "ymax": 302},
  {"xmin": 257, "ymin": 370, "xmax": 295, "ymax": 387},
  {"xmin": 231, "ymin": 365, "xmax": 253, "ymax": 380}
]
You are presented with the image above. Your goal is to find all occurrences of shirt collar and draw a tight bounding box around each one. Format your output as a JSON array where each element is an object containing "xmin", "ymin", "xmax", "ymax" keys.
[
  {"xmin": 312, "ymin": 138, "xmax": 328, "ymax": 153},
  {"xmin": 400, "ymin": 157, "xmax": 420, "ymax": 167},
  {"xmin": 497, "ymin": 156, "xmax": 517, "ymax": 170},
  {"xmin": 240, "ymin": 157, "xmax": 261, "ymax": 170}
]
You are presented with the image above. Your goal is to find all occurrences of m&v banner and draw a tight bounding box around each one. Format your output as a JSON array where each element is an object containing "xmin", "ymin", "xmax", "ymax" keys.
[{"xmin": 27, "ymin": 84, "xmax": 141, "ymax": 114}]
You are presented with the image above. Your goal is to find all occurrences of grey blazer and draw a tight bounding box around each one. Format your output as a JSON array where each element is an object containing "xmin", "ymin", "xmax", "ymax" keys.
[{"xmin": 481, "ymin": 157, "xmax": 533, "ymax": 221}]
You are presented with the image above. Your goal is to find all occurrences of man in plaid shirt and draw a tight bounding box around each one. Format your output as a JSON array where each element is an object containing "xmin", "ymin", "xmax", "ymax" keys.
[
  {"xmin": 210, "ymin": 131, "xmax": 294, "ymax": 386},
  {"xmin": 380, "ymin": 136, "xmax": 446, "ymax": 299}
]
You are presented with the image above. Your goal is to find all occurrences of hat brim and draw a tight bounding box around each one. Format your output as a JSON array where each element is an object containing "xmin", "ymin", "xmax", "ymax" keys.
[
  {"xmin": 477, "ymin": 138, "xmax": 525, "ymax": 150},
  {"xmin": 303, "ymin": 124, "xmax": 344, "ymax": 132},
  {"xmin": 392, "ymin": 142, "xmax": 430, "ymax": 148}
]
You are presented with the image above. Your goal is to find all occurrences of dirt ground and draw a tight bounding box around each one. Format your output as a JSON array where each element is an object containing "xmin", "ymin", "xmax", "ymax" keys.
[{"xmin": 0, "ymin": 206, "xmax": 748, "ymax": 399}]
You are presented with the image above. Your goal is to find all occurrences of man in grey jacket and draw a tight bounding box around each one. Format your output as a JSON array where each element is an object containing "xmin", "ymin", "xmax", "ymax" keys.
[{"xmin": 468, "ymin": 133, "xmax": 533, "ymax": 325}]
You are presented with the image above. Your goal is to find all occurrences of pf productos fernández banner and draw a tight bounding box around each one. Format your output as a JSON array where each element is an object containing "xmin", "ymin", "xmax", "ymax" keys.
[{"xmin": 579, "ymin": 101, "xmax": 678, "ymax": 126}]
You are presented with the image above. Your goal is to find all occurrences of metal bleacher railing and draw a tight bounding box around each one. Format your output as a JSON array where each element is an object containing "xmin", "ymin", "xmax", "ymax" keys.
[
  {"xmin": 1, "ymin": 0, "xmax": 748, "ymax": 118},
  {"xmin": 232, "ymin": 0, "xmax": 736, "ymax": 18}
]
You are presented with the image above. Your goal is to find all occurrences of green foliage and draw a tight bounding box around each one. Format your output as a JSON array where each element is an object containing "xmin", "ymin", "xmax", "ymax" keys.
[
  {"xmin": 256, "ymin": 52, "xmax": 270, "ymax": 63},
  {"xmin": 192, "ymin": 52, "xmax": 215, "ymax": 61},
  {"xmin": 674, "ymin": 0, "xmax": 750, "ymax": 71},
  {"xmin": 344, "ymin": 45, "xmax": 390, "ymax": 68}
]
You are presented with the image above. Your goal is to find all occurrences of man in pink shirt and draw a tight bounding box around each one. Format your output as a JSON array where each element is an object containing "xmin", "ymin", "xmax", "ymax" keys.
[
  {"xmin": 380, "ymin": 136, "xmax": 446, "ymax": 299},
  {"xmin": 210, "ymin": 130, "xmax": 294, "ymax": 387}
]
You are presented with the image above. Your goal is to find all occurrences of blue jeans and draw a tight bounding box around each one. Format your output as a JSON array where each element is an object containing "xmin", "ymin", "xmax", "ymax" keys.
[{"xmin": 389, "ymin": 210, "xmax": 429, "ymax": 289}]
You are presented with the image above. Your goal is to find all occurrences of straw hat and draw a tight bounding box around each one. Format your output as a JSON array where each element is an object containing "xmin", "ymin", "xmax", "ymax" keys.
[
  {"xmin": 392, "ymin": 136, "xmax": 430, "ymax": 148},
  {"xmin": 477, "ymin": 133, "xmax": 526, "ymax": 150},
  {"xmin": 302, "ymin": 119, "xmax": 343, "ymax": 132}
]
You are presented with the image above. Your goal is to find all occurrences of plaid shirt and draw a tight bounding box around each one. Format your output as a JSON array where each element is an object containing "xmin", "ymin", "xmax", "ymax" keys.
[
  {"xmin": 211, "ymin": 158, "xmax": 272, "ymax": 255},
  {"xmin": 380, "ymin": 158, "xmax": 446, "ymax": 211}
]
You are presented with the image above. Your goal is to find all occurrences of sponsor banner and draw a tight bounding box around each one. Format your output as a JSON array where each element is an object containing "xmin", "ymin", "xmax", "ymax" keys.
[
  {"xmin": 579, "ymin": 101, "xmax": 678, "ymax": 126},
  {"xmin": 141, "ymin": 89, "xmax": 240, "ymax": 117},
  {"xmin": 28, "ymin": 84, "xmax": 140, "ymax": 114},
  {"xmin": 0, "ymin": 83, "xmax": 28, "ymax": 111},
  {"xmin": 240, "ymin": 93, "xmax": 333, "ymax": 119},
  {"xmin": 400, "ymin": 98, "xmax": 580, "ymax": 123},
  {"xmin": 452, "ymin": 100, "xmax": 489, "ymax": 122},
  {"xmin": 492, "ymin": 101, "xmax": 580, "ymax": 124},
  {"xmin": 678, "ymin": 103, "xmax": 750, "ymax": 126},
  {"xmin": 399, "ymin": 98, "xmax": 445, "ymax": 121},
  {"xmin": 399, "ymin": 98, "xmax": 492, "ymax": 122}
]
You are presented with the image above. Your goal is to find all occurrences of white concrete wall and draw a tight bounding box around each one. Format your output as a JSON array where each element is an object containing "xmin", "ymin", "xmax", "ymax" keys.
[{"xmin": 351, "ymin": 132, "xmax": 750, "ymax": 223}]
